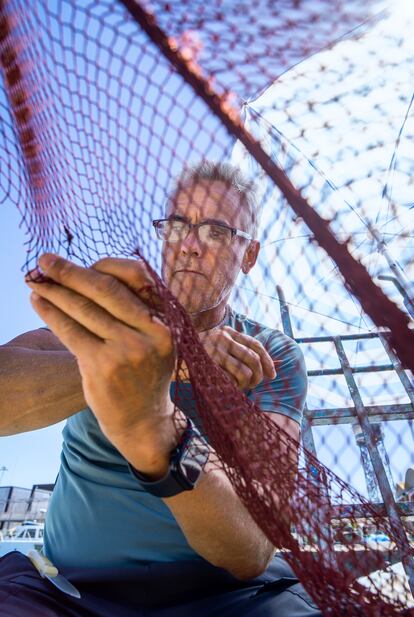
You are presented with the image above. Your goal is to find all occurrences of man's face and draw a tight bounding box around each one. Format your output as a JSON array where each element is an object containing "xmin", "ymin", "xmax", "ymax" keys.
[{"xmin": 161, "ymin": 180, "xmax": 254, "ymax": 313}]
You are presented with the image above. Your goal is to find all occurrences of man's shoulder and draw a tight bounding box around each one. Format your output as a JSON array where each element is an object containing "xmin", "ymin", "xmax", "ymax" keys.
[{"xmin": 227, "ymin": 306, "xmax": 298, "ymax": 354}]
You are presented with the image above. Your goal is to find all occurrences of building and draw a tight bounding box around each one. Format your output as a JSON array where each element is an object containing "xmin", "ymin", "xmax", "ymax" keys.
[{"xmin": 0, "ymin": 484, "xmax": 54, "ymax": 532}]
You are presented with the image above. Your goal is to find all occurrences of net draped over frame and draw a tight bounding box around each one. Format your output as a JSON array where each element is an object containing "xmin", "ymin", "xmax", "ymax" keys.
[{"xmin": 1, "ymin": 0, "xmax": 414, "ymax": 614}]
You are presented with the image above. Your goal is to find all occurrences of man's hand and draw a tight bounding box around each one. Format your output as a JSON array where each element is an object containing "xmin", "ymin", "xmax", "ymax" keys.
[
  {"xmin": 197, "ymin": 326, "xmax": 277, "ymax": 389},
  {"xmin": 176, "ymin": 326, "xmax": 277, "ymax": 389},
  {"xmin": 25, "ymin": 254, "xmax": 179, "ymax": 474}
]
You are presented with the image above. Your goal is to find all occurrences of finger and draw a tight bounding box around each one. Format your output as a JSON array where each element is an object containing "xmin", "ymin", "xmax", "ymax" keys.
[
  {"xmin": 34, "ymin": 255, "xmax": 162, "ymax": 336},
  {"xmin": 92, "ymin": 258, "xmax": 162, "ymax": 310},
  {"xmin": 226, "ymin": 338, "xmax": 264, "ymax": 388},
  {"xmin": 217, "ymin": 350, "xmax": 254, "ymax": 390},
  {"xmin": 228, "ymin": 329, "xmax": 275, "ymax": 378},
  {"xmin": 200, "ymin": 329, "xmax": 265, "ymax": 388},
  {"xmin": 224, "ymin": 327, "xmax": 276, "ymax": 379},
  {"xmin": 175, "ymin": 359, "xmax": 190, "ymax": 383},
  {"xmin": 30, "ymin": 292, "xmax": 100, "ymax": 357},
  {"xmin": 26, "ymin": 278, "xmax": 136, "ymax": 342}
]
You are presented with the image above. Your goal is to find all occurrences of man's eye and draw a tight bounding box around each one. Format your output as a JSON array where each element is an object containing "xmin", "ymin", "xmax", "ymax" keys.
[
  {"xmin": 168, "ymin": 221, "xmax": 185, "ymax": 231},
  {"xmin": 208, "ymin": 225, "xmax": 227, "ymax": 238}
]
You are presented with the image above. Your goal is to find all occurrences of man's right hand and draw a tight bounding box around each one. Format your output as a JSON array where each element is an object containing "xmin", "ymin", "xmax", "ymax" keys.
[{"xmin": 178, "ymin": 326, "xmax": 277, "ymax": 390}]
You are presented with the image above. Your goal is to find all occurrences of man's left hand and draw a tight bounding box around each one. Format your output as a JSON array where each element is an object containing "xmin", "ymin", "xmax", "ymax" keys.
[{"xmin": 25, "ymin": 254, "xmax": 179, "ymax": 473}]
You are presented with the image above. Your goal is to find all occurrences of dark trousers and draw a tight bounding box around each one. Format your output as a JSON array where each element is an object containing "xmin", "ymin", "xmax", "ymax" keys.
[{"xmin": 0, "ymin": 551, "xmax": 321, "ymax": 616}]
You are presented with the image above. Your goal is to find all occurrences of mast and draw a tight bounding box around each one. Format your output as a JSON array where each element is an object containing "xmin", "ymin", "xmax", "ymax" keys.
[{"xmin": 367, "ymin": 223, "xmax": 414, "ymax": 316}]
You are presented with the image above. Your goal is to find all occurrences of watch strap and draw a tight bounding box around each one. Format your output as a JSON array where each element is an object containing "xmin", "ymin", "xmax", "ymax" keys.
[{"xmin": 129, "ymin": 418, "xmax": 209, "ymax": 498}]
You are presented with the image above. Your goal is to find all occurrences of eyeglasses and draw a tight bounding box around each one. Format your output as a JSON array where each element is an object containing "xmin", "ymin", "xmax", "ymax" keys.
[{"xmin": 152, "ymin": 218, "xmax": 252, "ymax": 247}]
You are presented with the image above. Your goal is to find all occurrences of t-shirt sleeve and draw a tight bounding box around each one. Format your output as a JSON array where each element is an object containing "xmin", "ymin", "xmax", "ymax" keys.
[{"xmin": 246, "ymin": 332, "xmax": 307, "ymax": 424}]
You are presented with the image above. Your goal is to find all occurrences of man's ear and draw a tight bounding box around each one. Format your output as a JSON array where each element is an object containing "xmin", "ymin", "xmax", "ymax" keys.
[{"xmin": 241, "ymin": 241, "xmax": 260, "ymax": 274}]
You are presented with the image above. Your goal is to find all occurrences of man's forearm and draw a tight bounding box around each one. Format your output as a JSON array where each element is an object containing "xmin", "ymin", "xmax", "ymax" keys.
[
  {"xmin": 116, "ymin": 409, "xmax": 277, "ymax": 581},
  {"xmin": 0, "ymin": 346, "xmax": 85, "ymax": 435},
  {"xmin": 164, "ymin": 459, "xmax": 276, "ymax": 580}
]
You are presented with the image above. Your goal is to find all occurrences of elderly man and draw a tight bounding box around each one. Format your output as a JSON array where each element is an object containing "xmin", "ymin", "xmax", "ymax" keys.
[{"xmin": 0, "ymin": 162, "xmax": 319, "ymax": 616}]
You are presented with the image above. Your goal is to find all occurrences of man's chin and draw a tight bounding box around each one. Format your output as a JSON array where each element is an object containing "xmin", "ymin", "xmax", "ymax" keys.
[
  {"xmin": 167, "ymin": 282, "xmax": 208, "ymax": 313},
  {"xmin": 174, "ymin": 294, "xmax": 212, "ymax": 315}
]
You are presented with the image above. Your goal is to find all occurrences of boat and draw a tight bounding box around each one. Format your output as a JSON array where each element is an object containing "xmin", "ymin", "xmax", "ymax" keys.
[{"xmin": 0, "ymin": 521, "xmax": 44, "ymax": 557}]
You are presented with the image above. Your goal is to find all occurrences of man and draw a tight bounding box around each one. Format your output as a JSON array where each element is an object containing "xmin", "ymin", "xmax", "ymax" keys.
[{"xmin": 0, "ymin": 161, "xmax": 320, "ymax": 615}]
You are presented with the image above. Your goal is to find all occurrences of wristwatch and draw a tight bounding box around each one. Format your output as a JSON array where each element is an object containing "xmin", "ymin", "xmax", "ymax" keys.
[{"xmin": 129, "ymin": 418, "xmax": 210, "ymax": 498}]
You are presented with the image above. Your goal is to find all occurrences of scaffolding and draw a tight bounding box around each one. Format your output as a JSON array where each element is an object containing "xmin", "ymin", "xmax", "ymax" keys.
[{"xmin": 276, "ymin": 285, "xmax": 414, "ymax": 590}]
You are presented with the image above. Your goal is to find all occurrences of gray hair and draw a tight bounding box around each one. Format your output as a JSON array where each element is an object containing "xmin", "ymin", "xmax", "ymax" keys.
[{"xmin": 170, "ymin": 160, "xmax": 260, "ymax": 239}]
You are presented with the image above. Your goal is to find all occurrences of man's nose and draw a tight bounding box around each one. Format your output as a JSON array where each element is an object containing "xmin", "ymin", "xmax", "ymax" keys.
[{"xmin": 180, "ymin": 228, "xmax": 203, "ymax": 256}]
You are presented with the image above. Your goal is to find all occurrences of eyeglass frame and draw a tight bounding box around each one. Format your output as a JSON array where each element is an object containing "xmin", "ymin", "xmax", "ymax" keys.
[{"xmin": 152, "ymin": 216, "xmax": 253, "ymax": 244}]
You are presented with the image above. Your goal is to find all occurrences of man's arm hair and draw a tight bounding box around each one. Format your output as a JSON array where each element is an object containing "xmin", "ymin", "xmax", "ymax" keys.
[{"xmin": 0, "ymin": 329, "xmax": 86, "ymax": 435}]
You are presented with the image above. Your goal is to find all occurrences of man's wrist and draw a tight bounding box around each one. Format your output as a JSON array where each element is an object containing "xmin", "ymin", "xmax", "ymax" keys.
[
  {"xmin": 128, "ymin": 417, "xmax": 210, "ymax": 497},
  {"xmin": 110, "ymin": 407, "xmax": 187, "ymax": 480}
]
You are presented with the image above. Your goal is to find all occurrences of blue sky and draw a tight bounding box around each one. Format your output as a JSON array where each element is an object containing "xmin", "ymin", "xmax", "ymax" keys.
[{"xmin": 0, "ymin": 204, "xmax": 64, "ymax": 488}]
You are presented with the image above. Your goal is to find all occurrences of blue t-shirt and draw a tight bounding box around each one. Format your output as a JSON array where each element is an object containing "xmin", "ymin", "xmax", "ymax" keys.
[{"xmin": 44, "ymin": 307, "xmax": 307, "ymax": 569}]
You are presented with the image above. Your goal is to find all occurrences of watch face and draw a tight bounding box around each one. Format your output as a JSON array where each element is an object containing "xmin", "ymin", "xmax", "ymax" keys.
[{"xmin": 177, "ymin": 434, "xmax": 210, "ymax": 486}]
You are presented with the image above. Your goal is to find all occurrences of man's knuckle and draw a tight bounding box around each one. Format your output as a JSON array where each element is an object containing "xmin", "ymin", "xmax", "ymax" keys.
[
  {"xmin": 250, "ymin": 339, "xmax": 265, "ymax": 353},
  {"xmin": 241, "ymin": 364, "xmax": 253, "ymax": 380},
  {"xmin": 95, "ymin": 274, "xmax": 120, "ymax": 297},
  {"xmin": 75, "ymin": 294, "xmax": 94, "ymax": 313},
  {"xmin": 57, "ymin": 318, "xmax": 77, "ymax": 341}
]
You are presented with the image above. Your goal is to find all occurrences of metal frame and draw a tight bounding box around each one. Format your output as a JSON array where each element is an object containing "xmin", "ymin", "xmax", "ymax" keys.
[{"xmin": 276, "ymin": 286, "xmax": 414, "ymax": 592}]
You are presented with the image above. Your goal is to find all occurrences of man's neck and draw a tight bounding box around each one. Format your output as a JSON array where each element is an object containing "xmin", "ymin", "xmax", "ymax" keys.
[{"xmin": 190, "ymin": 302, "xmax": 228, "ymax": 332}]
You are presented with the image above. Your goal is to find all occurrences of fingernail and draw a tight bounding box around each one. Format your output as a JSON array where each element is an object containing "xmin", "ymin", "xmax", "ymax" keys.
[
  {"xmin": 25, "ymin": 267, "xmax": 42, "ymax": 282},
  {"xmin": 38, "ymin": 253, "xmax": 58, "ymax": 269}
]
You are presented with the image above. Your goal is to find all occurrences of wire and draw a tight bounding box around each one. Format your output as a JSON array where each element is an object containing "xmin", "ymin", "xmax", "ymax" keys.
[
  {"xmin": 236, "ymin": 284, "xmax": 375, "ymax": 331},
  {"xmin": 382, "ymin": 90, "xmax": 414, "ymax": 209}
]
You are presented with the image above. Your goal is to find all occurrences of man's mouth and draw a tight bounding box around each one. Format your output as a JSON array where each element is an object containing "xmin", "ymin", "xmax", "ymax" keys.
[{"xmin": 174, "ymin": 269, "xmax": 205, "ymax": 276}]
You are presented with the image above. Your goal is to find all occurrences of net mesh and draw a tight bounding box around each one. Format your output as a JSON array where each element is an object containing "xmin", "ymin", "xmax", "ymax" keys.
[{"xmin": 1, "ymin": 0, "xmax": 414, "ymax": 614}]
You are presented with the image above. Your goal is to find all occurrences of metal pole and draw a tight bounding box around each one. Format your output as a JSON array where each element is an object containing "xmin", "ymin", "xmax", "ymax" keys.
[
  {"xmin": 368, "ymin": 223, "xmax": 414, "ymax": 316},
  {"xmin": 0, "ymin": 466, "xmax": 7, "ymax": 485},
  {"xmin": 378, "ymin": 274, "xmax": 414, "ymax": 318}
]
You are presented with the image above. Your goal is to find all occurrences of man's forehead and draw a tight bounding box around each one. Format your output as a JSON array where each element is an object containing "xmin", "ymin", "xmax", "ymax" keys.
[{"xmin": 167, "ymin": 180, "xmax": 243, "ymax": 223}]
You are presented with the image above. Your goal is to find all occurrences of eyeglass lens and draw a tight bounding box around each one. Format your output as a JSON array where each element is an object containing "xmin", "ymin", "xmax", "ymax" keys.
[{"xmin": 158, "ymin": 220, "xmax": 233, "ymax": 245}]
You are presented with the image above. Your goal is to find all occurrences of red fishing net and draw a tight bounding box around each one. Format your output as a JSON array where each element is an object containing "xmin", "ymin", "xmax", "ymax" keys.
[{"xmin": 1, "ymin": 0, "xmax": 414, "ymax": 614}]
